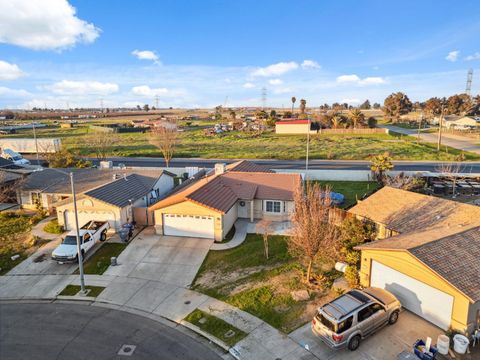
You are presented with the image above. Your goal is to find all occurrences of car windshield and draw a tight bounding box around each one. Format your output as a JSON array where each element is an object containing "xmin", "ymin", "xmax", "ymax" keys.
[
  {"xmin": 12, "ymin": 156, "xmax": 22, "ymax": 161},
  {"xmin": 62, "ymin": 235, "xmax": 78, "ymax": 245},
  {"xmin": 316, "ymin": 312, "xmax": 336, "ymax": 332}
]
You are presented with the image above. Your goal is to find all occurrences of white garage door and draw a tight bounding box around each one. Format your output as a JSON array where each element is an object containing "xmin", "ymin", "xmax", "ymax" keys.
[
  {"xmin": 64, "ymin": 210, "xmax": 116, "ymax": 231},
  {"xmin": 163, "ymin": 214, "xmax": 214, "ymax": 239},
  {"xmin": 370, "ymin": 260, "xmax": 453, "ymax": 330}
]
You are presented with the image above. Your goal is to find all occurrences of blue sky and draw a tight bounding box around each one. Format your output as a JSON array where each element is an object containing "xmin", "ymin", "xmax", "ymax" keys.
[{"xmin": 1, "ymin": 0, "xmax": 480, "ymax": 109}]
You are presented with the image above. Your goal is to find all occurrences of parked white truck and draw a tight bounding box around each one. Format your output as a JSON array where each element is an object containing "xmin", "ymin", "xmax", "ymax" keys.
[
  {"xmin": 0, "ymin": 138, "xmax": 61, "ymax": 153},
  {"xmin": 0, "ymin": 148, "xmax": 31, "ymax": 165},
  {"xmin": 52, "ymin": 221, "xmax": 110, "ymax": 263}
]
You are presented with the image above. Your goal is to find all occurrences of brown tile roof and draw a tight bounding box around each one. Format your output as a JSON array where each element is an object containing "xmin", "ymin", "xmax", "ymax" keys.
[
  {"xmin": 357, "ymin": 226, "xmax": 480, "ymax": 301},
  {"xmin": 349, "ymin": 186, "xmax": 480, "ymax": 233},
  {"xmin": 149, "ymin": 168, "xmax": 300, "ymax": 213},
  {"xmin": 226, "ymin": 160, "xmax": 274, "ymax": 173}
]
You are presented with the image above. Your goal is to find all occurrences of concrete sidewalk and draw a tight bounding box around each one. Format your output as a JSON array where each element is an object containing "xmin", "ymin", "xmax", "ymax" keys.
[
  {"xmin": 31, "ymin": 216, "xmax": 64, "ymax": 241},
  {"xmin": 211, "ymin": 219, "xmax": 249, "ymax": 251}
]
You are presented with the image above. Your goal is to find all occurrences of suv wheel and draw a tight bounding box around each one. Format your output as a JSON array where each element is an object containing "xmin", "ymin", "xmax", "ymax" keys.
[
  {"xmin": 100, "ymin": 232, "xmax": 107, "ymax": 242},
  {"xmin": 348, "ymin": 335, "xmax": 361, "ymax": 351},
  {"xmin": 388, "ymin": 310, "xmax": 399, "ymax": 325}
]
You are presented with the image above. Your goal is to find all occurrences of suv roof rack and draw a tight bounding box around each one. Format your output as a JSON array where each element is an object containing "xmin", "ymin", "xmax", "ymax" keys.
[{"xmin": 321, "ymin": 290, "xmax": 372, "ymax": 320}]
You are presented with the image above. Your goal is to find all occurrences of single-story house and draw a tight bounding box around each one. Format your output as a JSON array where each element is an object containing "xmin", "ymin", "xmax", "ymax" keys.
[
  {"xmin": 149, "ymin": 160, "xmax": 301, "ymax": 241},
  {"xmin": 441, "ymin": 115, "xmax": 478, "ymax": 129},
  {"xmin": 56, "ymin": 171, "xmax": 175, "ymax": 231},
  {"xmin": 350, "ymin": 187, "xmax": 480, "ymax": 333},
  {"xmin": 275, "ymin": 119, "xmax": 312, "ymax": 134},
  {"xmin": 18, "ymin": 167, "xmax": 171, "ymax": 212}
]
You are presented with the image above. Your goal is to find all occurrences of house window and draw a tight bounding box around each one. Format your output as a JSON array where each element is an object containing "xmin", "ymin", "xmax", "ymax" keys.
[{"xmin": 265, "ymin": 200, "xmax": 282, "ymax": 213}]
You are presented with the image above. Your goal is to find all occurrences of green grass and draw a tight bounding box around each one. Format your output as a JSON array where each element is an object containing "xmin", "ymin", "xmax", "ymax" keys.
[
  {"xmin": 78, "ymin": 243, "xmax": 127, "ymax": 275},
  {"xmin": 43, "ymin": 219, "xmax": 64, "ymax": 234},
  {"xmin": 196, "ymin": 234, "xmax": 291, "ymax": 276},
  {"xmin": 184, "ymin": 309, "xmax": 247, "ymax": 347},
  {"xmin": 59, "ymin": 284, "xmax": 105, "ymax": 297},
  {"xmin": 5, "ymin": 123, "xmax": 479, "ymax": 161},
  {"xmin": 311, "ymin": 181, "xmax": 380, "ymax": 208}
]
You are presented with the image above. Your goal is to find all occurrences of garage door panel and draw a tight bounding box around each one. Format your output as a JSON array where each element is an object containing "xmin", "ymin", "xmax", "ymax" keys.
[
  {"xmin": 64, "ymin": 210, "xmax": 116, "ymax": 231},
  {"xmin": 371, "ymin": 260, "xmax": 453, "ymax": 330},
  {"xmin": 163, "ymin": 214, "xmax": 214, "ymax": 239}
]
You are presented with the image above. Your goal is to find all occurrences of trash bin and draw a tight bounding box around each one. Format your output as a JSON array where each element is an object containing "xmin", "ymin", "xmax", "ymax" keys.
[
  {"xmin": 436, "ymin": 335, "xmax": 449, "ymax": 355},
  {"xmin": 453, "ymin": 334, "xmax": 469, "ymax": 354},
  {"xmin": 118, "ymin": 228, "xmax": 130, "ymax": 243},
  {"xmin": 413, "ymin": 339, "xmax": 437, "ymax": 360}
]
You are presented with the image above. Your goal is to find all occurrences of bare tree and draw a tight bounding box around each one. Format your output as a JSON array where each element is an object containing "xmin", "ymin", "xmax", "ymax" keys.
[
  {"xmin": 384, "ymin": 173, "xmax": 425, "ymax": 191},
  {"xmin": 436, "ymin": 163, "xmax": 462, "ymax": 198},
  {"xmin": 86, "ymin": 130, "xmax": 119, "ymax": 160},
  {"xmin": 148, "ymin": 125, "xmax": 177, "ymax": 167},
  {"xmin": 0, "ymin": 170, "xmax": 23, "ymax": 203},
  {"xmin": 257, "ymin": 219, "xmax": 272, "ymax": 260},
  {"xmin": 289, "ymin": 182, "xmax": 340, "ymax": 283}
]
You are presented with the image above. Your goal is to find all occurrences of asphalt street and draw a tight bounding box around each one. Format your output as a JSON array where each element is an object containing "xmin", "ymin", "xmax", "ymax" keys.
[{"xmin": 0, "ymin": 302, "xmax": 223, "ymax": 360}]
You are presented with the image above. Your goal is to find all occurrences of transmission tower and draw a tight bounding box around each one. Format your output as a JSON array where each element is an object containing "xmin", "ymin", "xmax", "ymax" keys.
[
  {"xmin": 154, "ymin": 95, "xmax": 159, "ymax": 108},
  {"xmin": 466, "ymin": 68, "xmax": 473, "ymax": 96},
  {"xmin": 261, "ymin": 87, "xmax": 267, "ymax": 110},
  {"xmin": 100, "ymin": 98, "xmax": 104, "ymax": 112}
]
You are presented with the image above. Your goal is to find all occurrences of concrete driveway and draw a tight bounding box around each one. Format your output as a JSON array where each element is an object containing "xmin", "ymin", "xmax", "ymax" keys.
[
  {"xmin": 290, "ymin": 310, "xmax": 443, "ymax": 359},
  {"xmin": 104, "ymin": 227, "xmax": 213, "ymax": 287}
]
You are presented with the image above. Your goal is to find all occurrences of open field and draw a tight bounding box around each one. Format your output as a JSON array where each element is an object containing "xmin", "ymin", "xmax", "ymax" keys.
[
  {"xmin": 4, "ymin": 117, "xmax": 480, "ymax": 160},
  {"xmin": 193, "ymin": 234, "xmax": 341, "ymax": 333}
]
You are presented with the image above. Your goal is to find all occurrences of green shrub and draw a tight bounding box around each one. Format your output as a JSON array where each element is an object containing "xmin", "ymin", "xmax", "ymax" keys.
[
  {"xmin": 43, "ymin": 219, "xmax": 64, "ymax": 234},
  {"xmin": 345, "ymin": 266, "xmax": 359, "ymax": 287}
]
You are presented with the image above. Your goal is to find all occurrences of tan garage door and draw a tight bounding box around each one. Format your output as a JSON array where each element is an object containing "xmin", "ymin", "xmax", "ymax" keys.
[
  {"xmin": 64, "ymin": 209, "xmax": 117, "ymax": 231},
  {"xmin": 163, "ymin": 214, "xmax": 214, "ymax": 239}
]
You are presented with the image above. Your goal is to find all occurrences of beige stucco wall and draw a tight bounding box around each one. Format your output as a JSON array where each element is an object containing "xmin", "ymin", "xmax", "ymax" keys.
[
  {"xmin": 56, "ymin": 197, "xmax": 123, "ymax": 231},
  {"xmin": 154, "ymin": 200, "xmax": 224, "ymax": 241},
  {"xmin": 359, "ymin": 249, "xmax": 474, "ymax": 334},
  {"xmin": 222, "ymin": 204, "xmax": 237, "ymax": 238},
  {"xmin": 253, "ymin": 199, "xmax": 293, "ymax": 221}
]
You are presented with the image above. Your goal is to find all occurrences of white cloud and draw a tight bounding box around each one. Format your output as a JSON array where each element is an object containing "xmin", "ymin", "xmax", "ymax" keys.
[
  {"xmin": 360, "ymin": 77, "xmax": 386, "ymax": 85},
  {"xmin": 131, "ymin": 85, "xmax": 177, "ymax": 97},
  {"xmin": 243, "ymin": 82, "xmax": 255, "ymax": 89},
  {"xmin": 47, "ymin": 80, "xmax": 119, "ymax": 95},
  {"xmin": 336, "ymin": 74, "xmax": 361, "ymax": 83},
  {"xmin": 0, "ymin": 87, "xmax": 31, "ymax": 97},
  {"xmin": 0, "ymin": 60, "xmax": 25, "ymax": 80},
  {"xmin": 301, "ymin": 60, "xmax": 321, "ymax": 69},
  {"xmin": 132, "ymin": 50, "xmax": 161, "ymax": 64},
  {"xmin": 341, "ymin": 98, "xmax": 360, "ymax": 104},
  {"xmin": 269, "ymin": 78, "xmax": 283, "ymax": 85},
  {"xmin": 445, "ymin": 50, "xmax": 459, "ymax": 62},
  {"xmin": 0, "ymin": 0, "xmax": 100, "ymax": 50},
  {"xmin": 336, "ymin": 74, "xmax": 386, "ymax": 86},
  {"xmin": 251, "ymin": 61, "xmax": 299, "ymax": 77},
  {"xmin": 123, "ymin": 101, "xmax": 144, "ymax": 108},
  {"xmin": 465, "ymin": 52, "xmax": 480, "ymax": 61}
]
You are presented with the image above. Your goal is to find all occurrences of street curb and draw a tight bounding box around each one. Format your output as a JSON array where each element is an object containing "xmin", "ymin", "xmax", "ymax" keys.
[{"xmin": 180, "ymin": 320, "xmax": 231, "ymax": 352}]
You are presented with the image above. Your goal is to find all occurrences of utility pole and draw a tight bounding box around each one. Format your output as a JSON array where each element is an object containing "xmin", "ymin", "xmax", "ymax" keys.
[
  {"xmin": 437, "ymin": 106, "xmax": 445, "ymax": 151},
  {"xmin": 305, "ymin": 117, "xmax": 311, "ymax": 181},
  {"xmin": 70, "ymin": 172, "xmax": 86, "ymax": 295},
  {"xmin": 417, "ymin": 111, "xmax": 423, "ymax": 142},
  {"xmin": 32, "ymin": 121, "xmax": 39, "ymax": 165}
]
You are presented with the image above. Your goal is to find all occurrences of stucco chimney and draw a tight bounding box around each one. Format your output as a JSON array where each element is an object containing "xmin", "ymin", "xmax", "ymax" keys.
[{"xmin": 214, "ymin": 163, "xmax": 227, "ymax": 175}]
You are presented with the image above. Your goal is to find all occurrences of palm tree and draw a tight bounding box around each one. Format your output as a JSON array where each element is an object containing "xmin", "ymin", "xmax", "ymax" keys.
[
  {"xmin": 348, "ymin": 108, "xmax": 364, "ymax": 129},
  {"xmin": 291, "ymin": 96, "xmax": 297, "ymax": 114},
  {"xmin": 331, "ymin": 115, "xmax": 343, "ymax": 129},
  {"xmin": 300, "ymin": 99, "xmax": 307, "ymax": 114},
  {"xmin": 370, "ymin": 152, "xmax": 394, "ymax": 184}
]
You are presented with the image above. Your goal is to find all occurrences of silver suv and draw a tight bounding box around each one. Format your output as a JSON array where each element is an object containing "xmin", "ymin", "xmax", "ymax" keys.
[{"xmin": 311, "ymin": 287, "xmax": 401, "ymax": 351}]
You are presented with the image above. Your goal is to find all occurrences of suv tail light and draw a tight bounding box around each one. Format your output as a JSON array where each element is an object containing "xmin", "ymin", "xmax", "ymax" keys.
[
  {"xmin": 332, "ymin": 334, "xmax": 343, "ymax": 342},
  {"xmin": 312, "ymin": 318, "xmax": 316, "ymax": 326}
]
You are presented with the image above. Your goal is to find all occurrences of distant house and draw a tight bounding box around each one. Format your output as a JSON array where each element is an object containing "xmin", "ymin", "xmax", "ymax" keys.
[
  {"xmin": 56, "ymin": 171, "xmax": 175, "ymax": 231},
  {"xmin": 350, "ymin": 187, "xmax": 480, "ymax": 333},
  {"xmin": 275, "ymin": 119, "xmax": 312, "ymax": 134},
  {"xmin": 439, "ymin": 115, "xmax": 478, "ymax": 129},
  {"xmin": 149, "ymin": 160, "xmax": 300, "ymax": 241}
]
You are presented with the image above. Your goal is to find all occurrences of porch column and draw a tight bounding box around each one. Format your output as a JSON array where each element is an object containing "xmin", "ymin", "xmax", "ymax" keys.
[{"xmin": 250, "ymin": 200, "xmax": 254, "ymax": 222}]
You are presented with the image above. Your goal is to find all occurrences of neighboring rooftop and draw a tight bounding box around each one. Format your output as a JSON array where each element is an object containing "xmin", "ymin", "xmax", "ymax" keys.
[
  {"xmin": 349, "ymin": 186, "xmax": 480, "ymax": 233},
  {"xmin": 0, "ymin": 157, "xmax": 23, "ymax": 170},
  {"xmin": 226, "ymin": 160, "xmax": 274, "ymax": 173},
  {"xmin": 21, "ymin": 168, "xmax": 170, "ymax": 194},
  {"xmin": 84, "ymin": 173, "xmax": 161, "ymax": 207},
  {"xmin": 357, "ymin": 226, "xmax": 480, "ymax": 301}
]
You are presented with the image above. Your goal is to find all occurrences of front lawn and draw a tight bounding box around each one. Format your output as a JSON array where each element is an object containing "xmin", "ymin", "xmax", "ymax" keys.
[
  {"xmin": 43, "ymin": 219, "xmax": 64, "ymax": 234},
  {"xmin": 0, "ymin": 212, "xmax": 49, "ymax": 275},
  {"xmin": 193, "ymin": 234, "xmax": 341, "ymax": 333},
  {"xmin": 59, "ymin": 285, "xmax": 105, "ymax": 297},
  {"xmin": 312, "ymin": 181, "xmax": 380, "ymax": 208},
  {"xmin": 78, "ymin": 243, "xmax": 127, "ymax": 275},
  {"xmin": 184, "ymin": 309, "xmax": 247, "ymax": 347}
]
